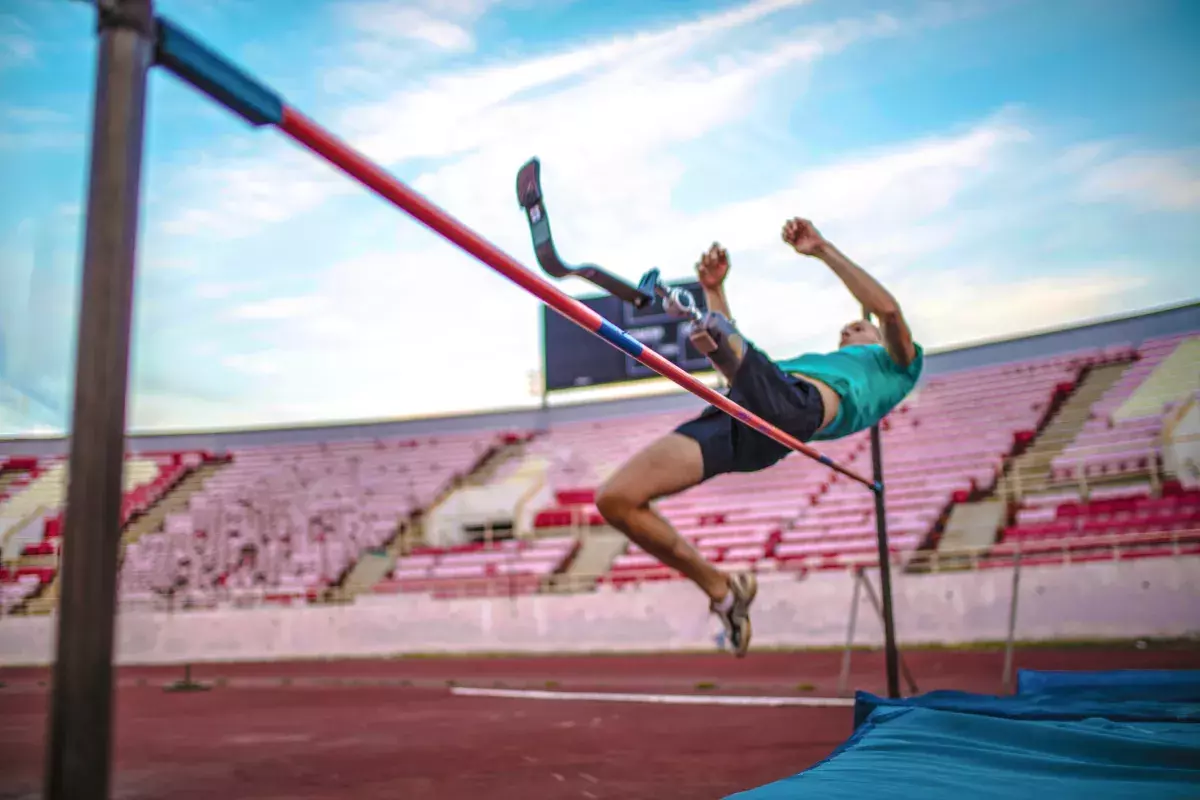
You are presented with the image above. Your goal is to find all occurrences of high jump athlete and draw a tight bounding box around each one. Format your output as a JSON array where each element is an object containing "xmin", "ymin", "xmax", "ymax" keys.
[{"xmin": 595, "ymin": 218, "xmax": 923, "ymax": 657}]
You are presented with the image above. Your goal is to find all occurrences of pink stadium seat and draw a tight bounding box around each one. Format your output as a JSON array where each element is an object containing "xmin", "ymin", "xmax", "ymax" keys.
[{"xmin": 114, "ymin": 434, "xmax": 514, "ymax": 607}]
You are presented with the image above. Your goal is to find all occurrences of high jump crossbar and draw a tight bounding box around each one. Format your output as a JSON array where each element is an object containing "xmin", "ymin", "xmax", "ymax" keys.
[{"xmin": 47, "ymin": 3, "xmax": 889, "ymax": 797}]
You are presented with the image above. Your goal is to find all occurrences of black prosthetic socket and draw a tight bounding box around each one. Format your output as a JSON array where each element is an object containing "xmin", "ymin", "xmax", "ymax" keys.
[{"xmin": 687, "ymin": 312, "xmax": 745, "ymax": 381}]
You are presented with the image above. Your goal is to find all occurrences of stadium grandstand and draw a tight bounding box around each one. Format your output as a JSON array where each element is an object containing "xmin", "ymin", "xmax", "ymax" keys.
[{"xmin": 2, "ymin": 302, "xmax": 1196, "ymax": 642}]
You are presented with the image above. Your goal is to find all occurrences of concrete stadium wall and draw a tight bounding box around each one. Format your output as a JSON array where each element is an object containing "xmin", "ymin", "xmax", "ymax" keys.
[{"xmin": 3, "ymin": 558, "xmax": 1198, "ymax": 667}]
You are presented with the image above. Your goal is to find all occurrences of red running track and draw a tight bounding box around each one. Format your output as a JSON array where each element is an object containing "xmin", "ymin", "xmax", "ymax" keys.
[{"xmin": 2, "ymin": 647, "xmax": 1198, "ymax": 799}]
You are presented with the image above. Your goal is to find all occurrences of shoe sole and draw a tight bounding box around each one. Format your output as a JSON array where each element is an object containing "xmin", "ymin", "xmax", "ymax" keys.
[{"xmin": 732, "ymin": 574, "xmax": 758, "ymax": 658}]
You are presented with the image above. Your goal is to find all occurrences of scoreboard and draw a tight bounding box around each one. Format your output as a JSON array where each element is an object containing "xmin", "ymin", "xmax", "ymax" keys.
[{"xmin": 542, "ymin": 279, "xmax": 712, "ymax": 391}]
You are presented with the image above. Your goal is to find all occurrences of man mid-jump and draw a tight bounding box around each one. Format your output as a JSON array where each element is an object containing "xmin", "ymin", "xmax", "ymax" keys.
[{"xmin": 596, "ymin": 218, "xmax": 923, "ymax": 656}]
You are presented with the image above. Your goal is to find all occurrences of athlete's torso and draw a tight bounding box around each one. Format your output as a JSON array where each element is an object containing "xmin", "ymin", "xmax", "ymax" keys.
[{"xmin": 774, "ymin": 343, "xmax": 924, "ymax": 440}]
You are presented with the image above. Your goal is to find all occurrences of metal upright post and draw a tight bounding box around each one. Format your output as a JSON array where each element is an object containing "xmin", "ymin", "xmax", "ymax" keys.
[
  {"xmin": 1001, "ymin": 543, "xmax": 1023, "ymax": 692},
  {"xmin": 44, "ymin": 2, "xmax": 154, "ymax": 798},
  {"xmin": 871, "ymin": 424, "xmax": 900, "ymax": 699},
  {"xmin": 836, "ymin": 570, "xmax": 863, "ymax": 696},
  {"xmin": 863, "ymin": 306, "xmax": 900, "ymax": 699}
]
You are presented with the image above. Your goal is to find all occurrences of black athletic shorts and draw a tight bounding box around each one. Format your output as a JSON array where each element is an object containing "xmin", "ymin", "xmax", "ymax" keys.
[{"xmin": 674, "ymin": 343, "xmax": 826, "ymax": 481}]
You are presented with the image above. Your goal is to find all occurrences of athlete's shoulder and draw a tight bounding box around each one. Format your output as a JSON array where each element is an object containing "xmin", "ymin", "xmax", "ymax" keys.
[{"xmin": 863, "ymin": 341, "xmax": 922, "ymax": 378}]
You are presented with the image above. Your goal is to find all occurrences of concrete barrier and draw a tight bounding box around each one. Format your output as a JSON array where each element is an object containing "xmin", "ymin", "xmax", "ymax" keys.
[{"xmin": 2, "ymin": 558, "xmax": 1198, "ymax": 666}]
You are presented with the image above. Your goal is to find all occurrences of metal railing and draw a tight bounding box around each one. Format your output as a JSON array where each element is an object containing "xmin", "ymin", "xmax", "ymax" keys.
[
  {"xmin": 1002, "ymin": 429, "xmax": 1200, "ymax": 503},
  {"xmin": 43, "ymin": 525, "xmax": 1191, "ymax": 612}
]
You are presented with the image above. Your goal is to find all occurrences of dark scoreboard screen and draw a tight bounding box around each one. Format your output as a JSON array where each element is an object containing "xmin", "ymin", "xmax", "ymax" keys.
[{"xmin": 542, "ymin": 279, "xmax": 712, "ymax": 391}]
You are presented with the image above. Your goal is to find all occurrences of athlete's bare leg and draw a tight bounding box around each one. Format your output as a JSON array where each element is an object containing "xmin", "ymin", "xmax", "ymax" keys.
[{"xmin": 595, "ymin": 433, "xmax": 731, "ymax": 601}]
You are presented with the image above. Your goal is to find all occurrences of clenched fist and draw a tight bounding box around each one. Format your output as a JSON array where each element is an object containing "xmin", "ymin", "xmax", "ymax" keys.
[
  {"xmin": 696, "ymin": 243, "xmax": 730, "ymax": 290},
  {"xmin": 781, "ymin": 218, "xmax": 828, "ymax": 257}
]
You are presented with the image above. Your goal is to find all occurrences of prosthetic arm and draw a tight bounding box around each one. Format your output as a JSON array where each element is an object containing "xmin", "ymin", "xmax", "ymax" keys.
[
  {"xmin": 637, "ymin": 268, "xmax": 747, "ymax": 384},
  {"xmin": 687, "ymin": 311, "xmax": 746, "ymax": 384}
]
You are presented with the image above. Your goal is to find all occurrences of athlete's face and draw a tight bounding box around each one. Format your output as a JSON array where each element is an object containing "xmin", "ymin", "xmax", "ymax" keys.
[{"xmin": 839, "ymin": 320, "xmax": 883, "ymax": 348}]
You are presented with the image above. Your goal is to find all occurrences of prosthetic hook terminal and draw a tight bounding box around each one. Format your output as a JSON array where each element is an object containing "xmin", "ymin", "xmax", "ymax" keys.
[{"xmin": 637, "ymin": 268, "xmax": 704, "ymax": 322}]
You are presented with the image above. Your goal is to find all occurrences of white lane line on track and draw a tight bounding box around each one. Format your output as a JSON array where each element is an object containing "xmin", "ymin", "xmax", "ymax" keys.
[{"xmin": 450, "ymin": 687, "xmax": 854, "ymax": 707}]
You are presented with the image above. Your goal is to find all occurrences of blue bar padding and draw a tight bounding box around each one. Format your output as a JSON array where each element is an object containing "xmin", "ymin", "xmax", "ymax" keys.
[
  {"xmin": 596, "ymin": 319, "xmax": 645, "ymax": 357},
  {"xmin": 154, "ymin": 17, "xmax": 283, "ymax": 127},
  {"xmin": 873, "ymin": 480, "xmax": 884, "ymax": 494},
  {"xmin": 1017, "ymin": 669, "xmax": 1200, "ymax": 700}
]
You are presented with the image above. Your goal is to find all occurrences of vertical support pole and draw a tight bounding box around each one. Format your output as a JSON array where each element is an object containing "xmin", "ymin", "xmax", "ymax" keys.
[
  {"xmin": 863, "ymin": 306, "xmax": 900, "ymax": 699},
  {"xmin": 1001, "ymin": 544, "xmax": 1023, "ymax": 693},
  {"xmin": 837, "ymin": 567, "xmax": 863, "ymax": 696},
  {"xmin": 536, "ymin": 313, "xmax": 551, "ymax": 429},
  {"xmin": 1148, "ymin": 445, "xmax": 1162, "ymax": 496},
  {"xmin": 44, "ymin": 2, "xmax": 153, "ymax": 798}
]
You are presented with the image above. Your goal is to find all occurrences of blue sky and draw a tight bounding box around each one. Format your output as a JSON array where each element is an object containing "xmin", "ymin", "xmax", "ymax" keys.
[{"xmin": 0, "ymin": 0, "xmax": 1197, "ymax": 435}]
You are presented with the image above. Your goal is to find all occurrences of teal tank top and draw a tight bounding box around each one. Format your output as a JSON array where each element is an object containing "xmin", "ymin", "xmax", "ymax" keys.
[{"xmin": 773, "ymin": 343, "xmax": 924, "ymax": 441}]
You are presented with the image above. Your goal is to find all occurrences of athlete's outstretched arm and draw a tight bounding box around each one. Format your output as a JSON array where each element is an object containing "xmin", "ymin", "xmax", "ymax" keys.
[
  {"xmin": 696, "ymin": 243, "xmax": 733, "ymax": 320},
  {"xmin": 687, "ymin": 243, "xmax": 746, "ymax": 385},
  {"xmin": 782, "ymin": 218, "xmax": 917, "ymax": 368}
]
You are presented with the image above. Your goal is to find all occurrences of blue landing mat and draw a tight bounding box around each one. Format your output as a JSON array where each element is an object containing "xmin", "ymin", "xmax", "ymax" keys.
[{"xmin": 729, "ymin": 669, "xmax": 1200, "ymax": 800}]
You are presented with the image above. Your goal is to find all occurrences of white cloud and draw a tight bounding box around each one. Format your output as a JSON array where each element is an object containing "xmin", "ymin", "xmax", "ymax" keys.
[
  {"xmin": 895, "ymin": 266, "xmax": 1151, "ymax": 348},
  {"xmin": 194, "ymin": 280, "xmax": 256, "ymax": 300},
  {"xmin": 1075, "ymin": 149, "xmax": 1200, "ymax": 211},
  {"xmin": 158, "ymin": 0, "xmax": 967, "ymax": 248},
  {"xmin": 222, "ymin": 351, "xmax": 283, "ymax": 376},
  {"xmin": 216, "ymin": 113, "xmax": 1041, "ymax": 425},
  {"xmin": 343, "ymin": 0, "xmax": 505, "ymax": 52},
  {"xmin": 354, "ymin": 8, "xmax": 472, "ymax": 52},
  {"xmin": 339, "ymin": 0, "xmax": 829, "ymax": 168},
  {"xmin": 229, "ymin": 296, "xmax": 323, "ymax": 320},
  {"xmin": 158, "ymin": 142, "xmax": 354, "ymax": 239},
  {"xmin": 128, "ymin": 390, "xmax": 280, "ymax": 433}
]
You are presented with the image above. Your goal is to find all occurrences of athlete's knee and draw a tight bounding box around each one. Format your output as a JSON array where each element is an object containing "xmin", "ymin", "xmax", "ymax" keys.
[
  {"xmin": 595, "ymin": 479, "xmax": 641, "ymax": 528},
  {"xmin": 597, "ymin": 434, "xmax": 704, "ymax": 528}
]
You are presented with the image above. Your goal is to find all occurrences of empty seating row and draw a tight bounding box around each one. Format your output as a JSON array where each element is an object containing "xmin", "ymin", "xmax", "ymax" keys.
[
  {"xmin": 117, "ymin": 433, "xmax": 516, "ymax": 607},
  {"xmin": 1001, "ymin": 482, "xmax": 1199, "ymax": 561},
  {"xmin": 375, "ymin": 534, "xmax": 579, "ymax": 597}
]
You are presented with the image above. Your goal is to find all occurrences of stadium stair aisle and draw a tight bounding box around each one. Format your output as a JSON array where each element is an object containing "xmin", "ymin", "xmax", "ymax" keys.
[
  {"xmin": 1052, "ymin": 334, "xmax": 1198, "ymax": 484},
  {"xmin": 0, "ymin": 461, "xmax": 68, "ymax": 560},
  {"xmin": 336, "ymin": 549, "xmax": 397, "ymax": 601},
  {"xmin": 546, "ymin": 529, "xmax": 628, "ymax": 593},
  {"xmin": 1115, "ymin": 336, "xmax": 1200, "ymax": 421},
  {"xmin": 1000, "ymin": 360, "xmax": 1133, "ymax": 498},
  {"xmin": 120, "ymin": 459, "xmax": 230, "ymax": 547},
  {"xmin": 415, "ymin": 435, "xmax": 545, "ymax": 553},
  {"xmin": 931, "ymin": 499, "xmax": 1007, "ymax": 569}
]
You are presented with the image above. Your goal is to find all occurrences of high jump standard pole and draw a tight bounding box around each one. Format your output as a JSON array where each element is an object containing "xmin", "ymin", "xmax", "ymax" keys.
[
  {"xmin": 863, "ymin": 306, "xmax": 901, "ymax": 699},
  {"xmin": 45, "ymin": 2, "xmax": 154, "ymax": 798}
]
